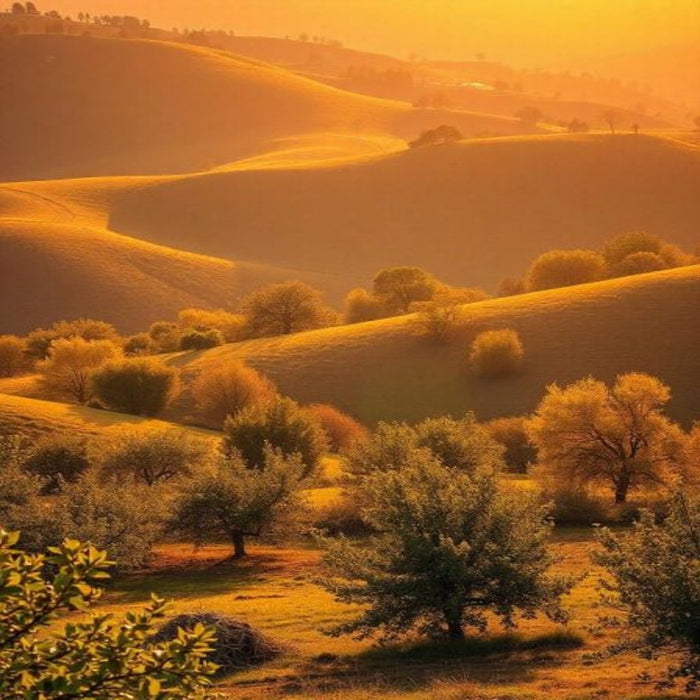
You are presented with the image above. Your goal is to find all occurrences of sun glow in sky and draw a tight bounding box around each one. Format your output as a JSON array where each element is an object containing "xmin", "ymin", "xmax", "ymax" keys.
[{"xmin": 44, "ymin": 0, "xmax": 700, "ymax": 67}]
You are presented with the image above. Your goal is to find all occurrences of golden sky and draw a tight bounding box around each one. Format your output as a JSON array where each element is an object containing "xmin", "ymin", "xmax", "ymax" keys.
[{"xmin": 45, "ymin": 0, "xmax": 700, "ymax": 67}]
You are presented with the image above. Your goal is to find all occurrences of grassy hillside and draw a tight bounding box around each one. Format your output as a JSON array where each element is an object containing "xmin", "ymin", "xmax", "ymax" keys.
[
  {"xmin": 0, "ymin": 35, "xmax": 544, "ymax": 181},
  {"xmin": 110, "ymin": 133, "xmax": 700, "ymax": 291},
  {"xmin": 168, "ymin": 265, "xmax": 700, "ymax": 427}
]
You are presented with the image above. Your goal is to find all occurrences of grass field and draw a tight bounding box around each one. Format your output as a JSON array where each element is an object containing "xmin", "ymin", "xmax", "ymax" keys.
[{"xmin": 85, "ymin": 531, "xmax": 682, "ymax": 700}]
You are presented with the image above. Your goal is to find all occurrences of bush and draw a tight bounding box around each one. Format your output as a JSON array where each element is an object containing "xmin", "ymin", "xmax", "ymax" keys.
[
  {"xmin": 617, "ymin": 251, "xmax": 667, "ymax": 276},
  {"xmin": 342, "ymin": 288, "xmax": 387, "ymax": 324},
  {"xmin": 192, "ymin": 361, "xmax": 276, "ymax": 428},
  {"xmin": 178, "ymin": 308, "xmax": 245, "ymax": 342},
  {"xmin": 408, "ymin": 124, "xmax": 463, "ymax": 148},
  {"xmin": 526, "ymin": 249, "xmax": 606, "ymax": 291},
  {"xmin": 0, "ymin": 335, "xmax": 27, "ymax": 377},
  {"xmin": 372, "ymin": 267, "xmax": 438, "ymax": 314},
  {"xmin": 21, "ymin": 434, "xmax": 90, "ymax": 493},
  {"xmin": 602, "ymin": 231, "xmax": 662, "ymax": 271},
  {"xmin": 91, "ymin": 357, "xmax": 179, "ymax": 416},
  {"xmin": 93, "ymin": 427, "xmax": 212, "ymax": 486},
  {"xmin": 0, "ymin": 531, "xmax": 216, "ymax": 698},
  {"xmin": 485, "ymin": 416, "xmax": 536, "ymax": 473},
  {"xmin": 498, "ymin": 277, "xmax": 527, "ymax": 297},
  {"xmin": 37, "ymin": 337, "xmax": 122, "ymax": 403},
  {"xmin": 148, "ymin": 320, "xmax": 181, "ymax": 353},
  {"xmin": 223, "ymin": 396, "xmax": 328, "ymax": 478},
  {"xmin": 179, "ymin": 328, "xmax": 224, "ymax": 351},
  {"xmin": 123, "ymin": 332, "xmax": 155, "ymax": 356},
  {"xmin": 468, "ymin": 329, "xmax": 524, "ymax": 378},
  {"xmin": 241, "ymin": 281, "xmax": 336, "ymax": 337},
  {"xmin": 25, "ymin": 318, "xmax": 119, "ymax": 360},
  {"xmin": 154, "ymin": 614, "xmax": 281, "ymax": 675},
  {"xmin": 305, "ymin": 404, "xmax": 368, "ymax": 452}
]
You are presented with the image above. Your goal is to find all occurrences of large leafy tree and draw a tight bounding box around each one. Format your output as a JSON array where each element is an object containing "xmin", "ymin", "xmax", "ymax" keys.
[
  {"xmin": 594, "ymin": 494, "xmax": 700, "ymax": 692},
  {"xmin": 372, "ymin": 267, "xmax": 438, "ymax": 314},
  {"xmin": 527, "ymin": 373, "xmax": 687, "ymax": 503},
  {"xmin": 0, "ymin": 530, "xmax": 215, "ymax": 699},
  {"xmin": 318, "ymin": 455, "xmax": 571, "ymax": 640}
]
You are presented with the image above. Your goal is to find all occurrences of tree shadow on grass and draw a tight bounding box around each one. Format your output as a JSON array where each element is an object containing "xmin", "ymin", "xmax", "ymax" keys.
[{"xmin": 282, "ymin": 630, "xmax": 584, "ymax": 696}]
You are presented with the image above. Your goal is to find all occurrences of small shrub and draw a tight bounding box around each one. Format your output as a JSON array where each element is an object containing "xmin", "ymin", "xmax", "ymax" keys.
[
  {"xmin": 21, "ymin": 434, "xmax": 90, "ymax": 493},
  {"xmin": 468, "ymin": 329, "xmax": 524, "ymax": 378},
  {"xmin": 526, "ymin": 249, "xmax": 606, "ymax": 291},
  {"xmin": 178, "ymin": 308, "xmax": 245, "ymax": 342},
  {"xmin": 305, "ymin": 404, "xmax": 368, "ymax": 452},
  {"xmin": 223, "ymin": 396, "xmax": 328, "ymax": 479},
  {"xmin": 123, "ymin": 332, "xmax": 155, "ymax": 356},
  {"xmin": 0, "ymin": 335, "xmax": 27, "ymax": 377},
  {"xmin": 192, "ymin": 361, "xmax": 276, "ymax": 428},
  {"xmin": 179, "ymin": 328, "xmax": 224, "ymax": 351},
  {"xmin": 91, "ymin": 357, "xmax": 179, "ymax": 416},
  {"xmin": 148, "ymin": 320, "xmax": 181, "ymax": 353}
]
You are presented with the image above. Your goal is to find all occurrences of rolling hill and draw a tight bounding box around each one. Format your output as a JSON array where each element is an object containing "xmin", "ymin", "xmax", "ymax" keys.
[
  {"xmin": 109, "ymin": 133, "xmax": 700, "ymax": 292},
  {"xmin": 165, "ymin": 265, "xmax": 700, "ymax": 427},
  {"xmin": 0, "ymin": 34, "xmax": 545, "ymax": 181}
]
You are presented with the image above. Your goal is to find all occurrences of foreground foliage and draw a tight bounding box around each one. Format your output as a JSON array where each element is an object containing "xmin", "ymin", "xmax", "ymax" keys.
[
  {"xmin": 594, "ymin": 494, "xmax": 700, "ymax": 692},
  {"xmin": 0, "ymin": 530, "xmax": 215, "ymax": 699},
  {"xmin": 318, "ymin": 457, "xmax": 572, "ymax": 640}
]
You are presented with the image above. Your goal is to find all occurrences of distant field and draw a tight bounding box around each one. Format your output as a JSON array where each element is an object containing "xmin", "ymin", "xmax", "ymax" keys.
[{"xmin": 167, "ymin": 265, "xmax": 700, "ymax": 427}]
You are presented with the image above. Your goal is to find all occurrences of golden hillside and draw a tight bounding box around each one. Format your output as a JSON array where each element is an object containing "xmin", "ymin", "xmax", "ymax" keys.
[
  {"xmin": 110, "ymin": 133, "xmax": 700, "ymax": 291},
  {"xmin": 0, "ymin": 35, "xmax": 543, "ymax": 181},
  {"xmin": 168, "ymin": 265, "xmax": 700, "ymax": 426}
]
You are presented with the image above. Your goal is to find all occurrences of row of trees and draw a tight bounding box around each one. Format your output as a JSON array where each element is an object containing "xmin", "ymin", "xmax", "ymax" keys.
[{"xmin": 499, "ymin": 231, "xmax": 698, "ymax": 296}]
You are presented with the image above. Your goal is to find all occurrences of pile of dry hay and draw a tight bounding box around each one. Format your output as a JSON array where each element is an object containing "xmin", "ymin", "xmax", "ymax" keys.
[{"xmin": 153, "ymin": 612, "xmax": 282, "ymax": 675}]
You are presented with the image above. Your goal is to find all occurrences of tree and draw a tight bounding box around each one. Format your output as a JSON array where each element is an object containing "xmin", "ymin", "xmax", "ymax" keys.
[
  {"xmin": 0, "ymin": 335, "xmax": 26, "ymax": 377},
  {"xmin": 241, "ymin": 281, "xmax": 336, "ymax": 337},
  {"xmin": 91, "ymin": 357, "xmax": 179, "ymax": 416},
  {"xmin": 527, "ymin": 373, "xmax": 687, "ymax": 503},
  {"xmin": 342, "ymin": 288, "xmax": 386, "ymax": 324},
  {"xmin": 174, "ymin": 450, "xmax": 305, "ymax": 559},
  {"xmin": 468, "ymin": 328, "xmax": 524, "ymax": 378},
  {"xmin": 25, "ymin": 318, "xmax": 119, "ymax": 360},
  {"xmin": 94, "ymin": 427, "xmax": 212, "ymax": 486},
  {"xmin": 21, "ymin": 434, "xmax": 90, "ymax": 492},
  {"xmin": 594, "ymin": 494, "xmax": 700, "ymax": 692},
  {"xmin": 526, "ymin": 249, "xmax": 606, "ymax": 291},
  {"xmin": 515, "ymin": 106, "xmax": 544, "ymax": 125},
  {"xmin": 345, "ymin": 415, "xmax": 504, "ymax": 477},
  {"xmin": 37, "ymin": 337, "xmax": 122, "ymax": 403},
  {"xmin": 149, "ymin": 320, "xmax": 181, "ymax": 353},
  {"xmin": 617, "ymin": 251, "xmax": 666, "ymax": 276},
  {"xmin": 317, "ymin": 455, "xmax": 571, "ymax": 640},
  {"xmin": 123, "ymin": 332, "xmax": 155, "ymax": 356},
  {"xmin": 223, "ymin": 396, "xmax": 328, "ymax": 479},
  {"xmin": 408, "ymin": 125, "xmax": 463, "ymax": 148},
  {"xmin": 372, "ymin": 267, "xmax": 438, "ymax": 314},
  {"xmin": 0, "ymin": 530, "xmax": 215, "ymax": 698},
  {"xmin": 177, "ymin": 307, "xmax": 245, "ymax": 342},
  {"xmin": 485, "ymin": 416, "xmax": 537, "ymax": 473},
  {"xmin": 11, "ymin": 2, "xmax": 26, "ymax": 13},
  {"xmin": 601, "ymin": 109, "xmax": 620, "ymax": 134},
  {"xmin": 192, "ymin": 361, "xmax": 276, "ymax": 428}
]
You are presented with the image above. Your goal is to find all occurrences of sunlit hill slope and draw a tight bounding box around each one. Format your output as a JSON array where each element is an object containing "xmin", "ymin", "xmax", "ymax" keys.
[
  {"xmin": 110, "ymin": 133, "xmax": 700, "ymax": 291},
  {"xmin": 0, "ymin": 34, "xmax": 544, "ymax": 181},
  {"xmin": 167, "ymin": 265, "xmax": 700, "ymax": 427}
]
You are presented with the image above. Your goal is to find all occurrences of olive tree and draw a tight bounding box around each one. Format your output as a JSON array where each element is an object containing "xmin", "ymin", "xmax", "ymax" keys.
[
  {"xmin": 317, "ymin": 454, "xmax": 571, "ymax": 640},
  {"xmin": 528, "ymin": 373, "xmax": 687, "ymax": 503}
]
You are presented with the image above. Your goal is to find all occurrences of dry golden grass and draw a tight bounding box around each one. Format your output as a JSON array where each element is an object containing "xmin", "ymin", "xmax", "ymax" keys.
[
  {"xmin": 109, "ymin": 133, "xmax": 700, "ymax": 292},
  {"xmin": 169, "ymin": 265, "xmax": 700, "ymax": 427},
  {"xmin": 84, "ymin": 532, "xmax": 683, "ymax": 700}
]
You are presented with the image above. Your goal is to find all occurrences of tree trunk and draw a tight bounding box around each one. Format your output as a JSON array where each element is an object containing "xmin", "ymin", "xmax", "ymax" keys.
[
  {"xmin": 445, "ymin": 617, "xmax": 465, "ymax": 640},
  {"xmin": 231, "ymin": 533, "xmax": 247, "ymax": 559},
  {"xmin": 614, "ymin": 473, "xmax": 631, "ymax": 503}
]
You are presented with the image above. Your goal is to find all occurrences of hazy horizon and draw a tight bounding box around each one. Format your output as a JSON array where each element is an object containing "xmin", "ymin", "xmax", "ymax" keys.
[{"xmin": 36, "ymin": 0, "xmax": 700, "ymax": 69}]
